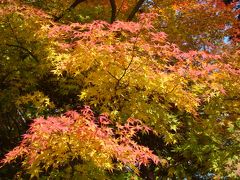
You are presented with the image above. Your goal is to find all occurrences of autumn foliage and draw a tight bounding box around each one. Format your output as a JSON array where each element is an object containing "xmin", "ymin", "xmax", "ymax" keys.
[
  {"xmin": 2, "ymin": 106, "xmax": 160, "ymax": 178},
  {"xmin": 0, "ymin": 0, "xmax": 240, "ymax": 179}
]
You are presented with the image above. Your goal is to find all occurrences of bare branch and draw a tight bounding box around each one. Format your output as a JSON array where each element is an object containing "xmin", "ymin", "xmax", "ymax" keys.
[
  {"xmin": 109, "ymin": 0, "xmax": 117, "ymax": 23},
  {"xmin": 127, "ymin": 0, "xmax": 145, "ymax": 21}
]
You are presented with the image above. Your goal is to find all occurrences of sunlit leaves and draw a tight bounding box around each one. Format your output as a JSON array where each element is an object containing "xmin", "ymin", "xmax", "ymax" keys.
[{"xmin": 1, "ymin": 107, "xmax": 159, "ymax": 178}]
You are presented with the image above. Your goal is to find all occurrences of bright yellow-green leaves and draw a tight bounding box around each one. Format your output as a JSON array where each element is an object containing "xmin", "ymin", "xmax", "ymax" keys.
[
  {"xmin": 15, "ymin": 91, "xmax": 55, "ymax": 117},
  {"xmin": 48, "ymin": 18, "xmax": 219, "ymax": 131},
  {"xmin": 42, "ymin": 12, "xmax": 239, "ymax": 177}
]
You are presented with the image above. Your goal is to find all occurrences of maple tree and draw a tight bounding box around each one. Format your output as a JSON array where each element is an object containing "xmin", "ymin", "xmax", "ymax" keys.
[
  {"xmin": 1, "ymin": 106, "xmax": 160, "ymax": 179},
  {"xmin": 0, "ymin": 0, "xmax": 240, "ymax": 179}
]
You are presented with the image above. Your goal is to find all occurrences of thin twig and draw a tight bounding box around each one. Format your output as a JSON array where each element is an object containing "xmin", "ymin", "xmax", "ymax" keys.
[
  {"xmin": 165, "ymin": 84, "xmax": 178, "ymax": 95},
  {"xmin": 116, "ymin": 30, "xmax": 142, "ymax": 86},
  {"xmin": 6, "ymin": 16, "xmax": 21, "ymax": 45}
]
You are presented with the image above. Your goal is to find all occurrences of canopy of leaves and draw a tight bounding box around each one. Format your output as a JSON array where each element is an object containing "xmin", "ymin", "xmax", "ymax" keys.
[
  {"xmin": 2, "ymin": 106, "xmax": 159, "ymax": 179},
  {"xmin": 0, "ymin": 0, "xmax": 239, "ymax": 179}
]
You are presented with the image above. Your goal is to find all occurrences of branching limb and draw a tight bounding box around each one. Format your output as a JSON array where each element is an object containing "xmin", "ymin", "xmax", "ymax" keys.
[
  {"xmin": 6, "ymin": 44, "xmax": 39, "ymax": 62},
  {"xmin": 117, "ymin": 30, "xmax": 142, "ymax": 86}
]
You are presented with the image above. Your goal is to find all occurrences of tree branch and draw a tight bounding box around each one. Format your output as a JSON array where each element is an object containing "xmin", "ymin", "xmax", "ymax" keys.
[
  {"xmin": 6, "ymin": 44, "xmax": 39, "ymax": 62},
  {"xmin": 54, "ymin": 0, "xmax": 87, "ymax": 21},
  {"xmin": 116, "ymin": 30, "xmax": 142, "ymax": 87},
  {"xmin": 109, "ymin": 0, "xmax": 117, "ymax": 23},
  {"xmin": 6, "ymin": 17, "xmax": 39, "ymax": 62},
  {"xmin": 127, "ymin": 0, "xmax": 145, "ymax": 21},
  {"xmin": 116, "ymin": 0, "xmax": 125, "ymax": 19}
]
